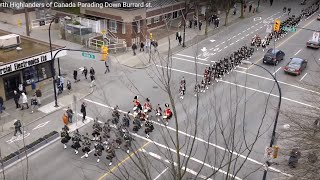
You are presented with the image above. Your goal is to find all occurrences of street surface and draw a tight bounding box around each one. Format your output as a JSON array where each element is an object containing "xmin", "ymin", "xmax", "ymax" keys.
[{"xmin": 1, "ymin": 0, "xmax": 320, "ymax": 180}]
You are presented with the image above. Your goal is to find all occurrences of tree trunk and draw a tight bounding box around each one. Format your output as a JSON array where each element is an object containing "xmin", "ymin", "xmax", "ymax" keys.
[
  {"xmin": 240, "ymin": 0, "xmax": 244, "ymax": 18},
  {"xmin": 224, "ymin": 1, "xmax": 231, "ymax": 26},
  {"xmin": 205, "ymin": 10, "xmax": 208, "ymax": 35}
]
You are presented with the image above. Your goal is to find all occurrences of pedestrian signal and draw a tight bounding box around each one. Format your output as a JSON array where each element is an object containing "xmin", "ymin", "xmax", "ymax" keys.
[
  {"xmin": 273, "ymin": 19, "xmax": 281, "ymax": 32},
  {"xmin": 101, "ymin": 45, "xmax": 108, "ymax": 61}
]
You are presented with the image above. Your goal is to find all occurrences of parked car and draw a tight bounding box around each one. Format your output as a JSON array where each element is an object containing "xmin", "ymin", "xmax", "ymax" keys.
[
  {"xmin": 307, "ymin": 37, "xmax": 320, "ymax": 48},
  {"xmin": 284, "ymin": 58, "xmax": 307, "ymax": 75},
  {"xmin": 263, "ymin": 48, "xmax": 285, "ymax": 65}
]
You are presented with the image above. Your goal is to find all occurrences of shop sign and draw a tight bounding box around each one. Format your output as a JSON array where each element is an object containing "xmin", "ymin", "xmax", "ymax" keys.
[{"xmin": 0, "ymin": 49, "xmax": 67, "ymax": 76}]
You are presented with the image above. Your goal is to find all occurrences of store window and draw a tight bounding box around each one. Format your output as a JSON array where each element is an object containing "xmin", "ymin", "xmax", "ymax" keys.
[
  {"xmin": 173, "ymin": 11, "xmax": 178, "ymax": 19},
  {"xmin": 147, "ymin": 18, "xmax": 151, "ymax": 25},
  {"xmin": 122, "ymin": 22, "xmax": 126, "ymax": 34},
  {"xmin": 154, "ymin": 16, "xmax": 160, "ymax": 23},
  {"xmin": 109, "ymin": 20, "xmax": 117, "ymax": 33},
  {"xmin": 22, "ymin": 62, "xmax": 52, "ymax": 85}
]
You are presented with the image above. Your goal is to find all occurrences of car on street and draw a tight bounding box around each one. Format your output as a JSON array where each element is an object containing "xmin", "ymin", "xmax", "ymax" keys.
[
  {"xmin": 317, "ymin": 14, "xmax": 320, "ymax": 20},
  {"xmin": 284, "ymin": 57, "xmax": 307, "ymax": 75},
  {"xmin": 262, "ymin": 48, "xmax": 285, "ymax": 65},
  {"xmin": 306, "ymin": 37, "xmax": 320, "ymax": 48}
]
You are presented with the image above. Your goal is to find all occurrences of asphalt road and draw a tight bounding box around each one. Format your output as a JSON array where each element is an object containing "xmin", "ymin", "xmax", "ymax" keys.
[{"xmin": 2, "ymin": 0, "xmax": 320, "ymax": 180}]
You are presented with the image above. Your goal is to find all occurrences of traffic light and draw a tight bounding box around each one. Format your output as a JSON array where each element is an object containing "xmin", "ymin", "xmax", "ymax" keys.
[
  {"xmin": 150, "ymin": 33, "xmax": 153, "ymax": 40},
  {"xmin": 273, "ymin": 146, "xmax": 279, "ymax": 159},
  {"xmin": 101, "ymin": 45, "xmax": 108, "ymax": 61},
  {"xmin": 273, "ymin": 19, "xmax": 281, "ymax": 32}
]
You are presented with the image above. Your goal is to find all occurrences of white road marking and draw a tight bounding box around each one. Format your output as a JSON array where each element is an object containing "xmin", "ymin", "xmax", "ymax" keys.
[
  {"xmin": 294, "ymin": 49, "xmax": 302, "ymax": 55},
  {"xmin": 272, "ymin": 67, "xmax": 282, "ymax": 75},
  {"xmin": 155, "ymin": 65, "xmax": 319, "ymax": 109},
  {"xmin": 247, "ymin": 28, "xmax": 251, "ymax": 30},
  {"xmin": 215, "ymin": 45, "xmax": 219, "ymax": 47},
  {"xmin": 221, "ymin": 41, "xmax": 225, "ymax": 44},
  {"xmin": 32, "ymin": 121, "xmax": 50, "ymax": 130},
  {"xmin": 176, "ymin": 54, "xmax": 207, "ymax": 61},
  {"xmin": 242, "ymin": 30, "xmax": 246, "ymax": 33},
  {"xmin": 230, "ymin": 42, "xmax": 234, "ymax": 45},
  {"xmin": 232, "ymin": 35, "xmax": 236, "ymax": 38},
  {"xmin": 236, "ymin": 39, "xmax": 240, "ymax": 42},
  {"xmin": 209, "ymin": 39, "xmax": 216, "ymax": 42},
  {"xmin": 172, "ymin": 57, "xmax": 215, "ymax": 64},
  {"xmin": 141, "ymin": 149, "xmax": 214, "ymax": 180},
  {"xmin": 224, "ymin": 46, "xmax": 228, "ymax": 49},
  {"xmin": 153, "ymin": 167, "xmax": 169, "ymax": 180},
  {"xmin": 300, "ymin": 73, "xmax": 308, "ymax": 81},
  {"xmin": 246, "ymin": 34, "xmax": 249, "ymax": 37},
  {"xmin": 241, "ymin": 37, "xmax": 244, "ymax": 39},
  {"xmin": 251, "ymin": 25, "xmax": 254, "ymax": 28},
  {"xmin": 238, "ymin": 33, "xmax": 241, "ymax": 35},
  {"xmin": 228, "ymin": 38, "xmax": 232, "ymax": 41},
  {"xmin": 85, "ymin": 99, "xmax": 292, "ymax": 177},
  {"xmin": 255, "ymin": 29, "xmax": 259, "ymax": 31},
  {"xmin": 81, "ymin": 149, "xmax": 95, "ymax": 158},
  {"xmin": 218, "ymin": 49, "xmax": 222, "ymax": 52}
]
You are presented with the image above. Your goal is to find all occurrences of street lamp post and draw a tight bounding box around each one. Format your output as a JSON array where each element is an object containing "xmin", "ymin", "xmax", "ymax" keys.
[
  {"xmin": 49, "ymin": 17, "xmax": 59, "ymax": 107},
  {"xmin": 182, "ymin": 0, "xmax": 187, "ymax": 47},
  {"xmin": 242, "ymin": 60, "xmax": 282, "ymax": 180}
]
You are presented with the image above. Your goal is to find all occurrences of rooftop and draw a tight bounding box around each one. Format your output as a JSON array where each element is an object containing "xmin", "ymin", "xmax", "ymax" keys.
[{"xmin": 0, "ymin": 30, "xmax": 61, "ymax": 64}]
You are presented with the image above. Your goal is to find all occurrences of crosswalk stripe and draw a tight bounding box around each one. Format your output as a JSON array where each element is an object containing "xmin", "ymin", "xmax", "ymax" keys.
[{"xmin": 176, "ymin": 54, "xmax": 208, "ymax": 61}]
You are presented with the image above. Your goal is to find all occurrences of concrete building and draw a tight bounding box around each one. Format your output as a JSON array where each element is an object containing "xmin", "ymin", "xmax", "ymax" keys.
[{"xmin": 0, "ymin": 29, "xmax": 66, "ymax": 101}]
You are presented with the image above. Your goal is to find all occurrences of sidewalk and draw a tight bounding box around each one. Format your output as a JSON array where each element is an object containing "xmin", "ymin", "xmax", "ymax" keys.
[{"xmin": 111, "ymin": 0, "xmax": 267, "ymax": 69}]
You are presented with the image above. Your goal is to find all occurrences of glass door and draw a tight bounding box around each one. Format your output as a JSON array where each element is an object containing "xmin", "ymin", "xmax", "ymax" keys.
[{"xmin": 3, "ymin": 73, "xmax": 21, "ymax": 100}]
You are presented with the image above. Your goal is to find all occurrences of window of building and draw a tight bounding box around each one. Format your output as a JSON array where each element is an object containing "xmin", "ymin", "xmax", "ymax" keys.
[
  {"xmin": 173, "ymin": 11, "xmax": 178, "ymax": 19},
  {"xmin": 162, "ymin": 14, "xmax": 166, "ymax": 21},
  {"xmin": 109, "ymin": 20, "xmax": 117, "ymax": 33},
  {"xmin": 147, "ymin": 18, "xmax": 151, "ymax": 25},
  {"xmin": 154, "ymin": 16, "xmax": 160, "ymax": 23},
  {"xmin": 122, "ymin": 22, "xmax": 126, "ymax": 34},
  {"xmin": 136, "ymin": 21, "xmax": 140, "ymax": 33},
  {"xmin": 22, "ymin": 62, "xmax": 51, "ymax": 85}
]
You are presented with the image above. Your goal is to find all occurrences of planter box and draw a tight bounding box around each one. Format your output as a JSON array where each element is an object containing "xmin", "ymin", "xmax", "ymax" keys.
[
  {"xmin": 45, "ymin": 132, "xmax": 59, "ymax": 143},
  {"xmin": 2, "ymin": 155, "xmax": 19, "ymax": 167},
  {"xmin": 31, "ymin": 139, "xmax": 48, "ymax": 151}
]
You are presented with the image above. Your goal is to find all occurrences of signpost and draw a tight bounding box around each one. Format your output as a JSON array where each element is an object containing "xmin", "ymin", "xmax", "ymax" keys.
[{"xmin": 82, "ymin": 52, "xmax": 95, "ymax": 60}]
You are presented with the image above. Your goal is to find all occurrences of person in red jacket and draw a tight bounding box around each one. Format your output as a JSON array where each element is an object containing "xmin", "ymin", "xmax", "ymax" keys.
[
  {"xmin": 163, "ymin": 103, "xmax": 172, "ymax": 125},
  {"xmin": 143, "ymin": 98, "xmax": 152, "ymax": 113},
  {"xmin": 133, "ymin": 96, "xmax": 142, "ymax": 111}
]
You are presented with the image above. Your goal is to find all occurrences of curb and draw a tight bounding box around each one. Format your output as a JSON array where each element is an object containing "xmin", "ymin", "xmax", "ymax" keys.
[{"xmin": 0, "ymin": 88, "xmax": 94, "ymax": 139}]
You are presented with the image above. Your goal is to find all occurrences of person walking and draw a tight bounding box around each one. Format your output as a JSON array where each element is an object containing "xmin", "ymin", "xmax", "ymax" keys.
[
  {"xmin": 249, "ymin": 4, "xmax": 253, "ymax": 13},
  {"xmin": 199, "ymin": 20, "xmax": 202, "ymax": 31},
  {"xmin": 71, "ymin": 129, "xmax": 82, "ymax": 155},
  {"xmin": 244, "ymin": 3, "xmax": 247, "ymax": 12},
  {"xmin": 73, "ymin": 69, "xmax": 78, "ymax": 82},
  {"xmin": 80, "ymin": 102, "xmax": 86, "ymax": 123},
  {"xmin": 59, "ymin": 76, "xmax": 64, "ymax": 91},
  {"xmin": 140, "ymin": 41, "xmax": 145, "ymax": 51},
  {"xmin": 35, "ymin": 89, "xmax": 42, "ymax": 106},
  {"xmin": 105, "ymin": 145, "xmax": 116, "ymax": 166},
  {"xmin": 20, "ymin": 92, "xmax": 29, "ymax": 110},
  {"xmin": 104, "ymin": 60, "xmax": 110, "ymax": 73},
  {"xmin": 13, "ymin": 119, "xmax": 22, "ymax": 136},
  {"xmin": 13, "ymin": 90, "xmax": 20, "ymax": 109},
  {"xmin": 189, "ymin": 19, "xmax": 192, "ymax": 28},
  {"xmin": 178, "ymin": 35, "xmax": 182, "ymax": 45},
  {"xmin": 89, "ymin": 67, "xmax": 96, "ymax": 87},
  {"xmin": 0, "ymin": 96, "xmax": 3, "ymax": 114},
  {"xmin": 194, "ymin": 19, "xmax": 197, "ymax": 28},
  {"xmin": 145, "ymin": 120, "xmax": 154, "ymax": 138},
  {"xmin": 154, "ymin": 40, "xmax": 158, "ymax": 52},
  {"xmin": 30, "ymin": 94, "xmax": 37, "ymax": 113},
  {"xmin": 66, "ymin": 107, "xmax": 74, "ymax": 123},
  {"xmin": 94, "ymin": 137, "xmax": 105, "ymax": 163},
  {"xmin": 288, "ymin": 8, "xmax": 291, "ymax": 15},
  {"xmin": 67, "ymin": 80, "xmax": 72, "ymax": 93},
  {"xmin": 132, "ymin": 43, "xmax": 137, "ymax": 55},
  {"xmin": 82, "ymin": 67, "xmax": 88, "ymax": 79},
  {"xmin": 176, "ymin": 31, "xmax": 179, "ymax": 40},
  {"xmin": 81, "ymin": 133, "xmax": 91, "ymax": 158}
]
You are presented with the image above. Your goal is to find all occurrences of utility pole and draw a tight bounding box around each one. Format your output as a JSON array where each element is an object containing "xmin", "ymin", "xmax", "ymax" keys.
[
  {"xmin": 182, "ymin": 0, "xmax": 187, "ymax": 47},
  {"xmin": 24, "ymin": 7, "xmax": 30, "ymax": 36}
]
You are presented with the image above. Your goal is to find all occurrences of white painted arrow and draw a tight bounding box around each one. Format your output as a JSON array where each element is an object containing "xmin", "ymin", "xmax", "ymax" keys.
[
  {"xmin": 201, "ymin": 47, "xmax": 207, "ymax": 52},
  {"xmin": 32, "ymin": 121, "xmax": 50, "ymax": 131},
  {"xmin": 209, "ymin": 39, "xmax": 216, "ymax": 42}
]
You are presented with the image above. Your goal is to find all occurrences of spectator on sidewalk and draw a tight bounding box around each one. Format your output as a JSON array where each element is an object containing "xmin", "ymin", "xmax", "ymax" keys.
[
  {"xmin": 244, "ymin": 3, "xmax": 247, "ymax": 12},
  {"xmin": 178, "ymin": 35, "xmax": 182, "ymax": 45},
  {"xmin": 13, "ymin": 90, "xmax": 20, "ymax": 108},
  {"xmin": 14, "ymin": 119, "xmax": 22, "ymax": 136},
  {"xmin": 67, "ymin": 80, "xmax": 72, "ymax": 93},
  {"xmin": 0, "ymin": 96, "xmax": 3, "ymax": 113},
  {"xmin": 194, "ymin": 20, "xmax": 197, "ymax": 28},
  {"xmin": 233, "ymin": 6, "xmax": 237, "ymax": 15},
  {"xmin": 140, "ymin": 41, "xmax": 144, "ymax": 51},
  {"xmin": 35, "ymin": 89, "xmax": 42, "ymax": 106},
  {"xmin": 104, "ymin": 60, "xmax": 110, "ymax": 73},
  {"xmin": 189, "ymin": 19, "xmax": 192, "ymax": 28},
  {"xmin": 80, "ymin": 102, "xmax": 86, "ymax": 123},
  {"xmin": 132, "ymin": 43, "xmax": 137, "ymax": 55},
  {"xmin": 66, "ymin": 107, "xmax": 74, "ymax": 123},
  {"xmin": 199, "ymin": 20, "xmax": 202, "ymax": 31},
  {"xmin": 18, "ymin": 83, "xmax": 25, "ymax": 95},
  {"xmin": 176, "ymin": 31, "xmax": 179, "ymax": 40},
  {"xmin": 153, "ymin": 40, "xmax": 158, "ymax": 52},
  {"xmin": 216, "ymin": 18, "xmax": 220, "ymax": 28},
  {"xmin": 20, "ymin": 92, "xmax": 29, "ymax": 110},
  {"xmin": 30, "ymin": 94, "xmax": 37, "ymax": 113},
  {"xmin": 73, "ymin": 69, "xmax": 78, "ymax": 82},
  {"xmin": 59, "ymin": 76, "xmax": 64, "ymax": 91},
  {"xmin": 82, "ymin": 67, "xmax": 88, "ymax": 79},
  {"xmin": 249, "ymin": 4, "xmax": 253, "ymax": 13}
]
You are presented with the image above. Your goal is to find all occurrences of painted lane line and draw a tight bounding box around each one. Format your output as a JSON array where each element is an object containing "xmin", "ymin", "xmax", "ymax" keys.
[
  {"xmin": 251, "ymin": 26, "xmax": 254, "ymax": 28},
  {"xmin": 85, "ymin": 99, "xmax": 291, "ymax": 177},
  {"xmin": 242, "ymin": 30, "xmax": 246, "ymax": 33},
  {"xmin": 172, "ymin": 57, "xmax": 214, "ymax": 64},
  {"xmin": 238, "ymin": 33, "xmax": 241, "ymax": 35},
  {"xmin": 246, "ymin": 34, "xmax": 249, "ymax": 37},
  {"xmin": 236, "ymin": 39, "xmax": 240, "ymax": 42},
  {"xmin": 155, "ymin": 65, "xmax": 318, "ymax": 109},
  {"xmin": 81, "ymin": 149, "xmax": 95, "ymax": 158},
  {"xmin": 153, "ymin": 167, "xmax": 169, "ymax": 180},
  {"xmin": 176, "ymin": 54, "xmax": 208, "ymax": 61},
  {"xmin": 300, "ymin": 73, "xmax": 308, "ymax": 81},
  {"xmin": 230, "ymin": 42, "xmax": 234, "ymax": 45},
  {"xmin": 232, "ymin": 35, "xmax": 236, "ymax": 38},
  {"xmin": 221, "ymin": 41, "xmax": 225, "ymax": 44},
  {"xmin": 241, "ymin": 37, "xmax": 244, "ymax": 39},
  {"xmin": 247, "ymin": 27, "xmax": 251, "ymax": 30},
  {"xmin": 142, "ymin": 149, "xmax": 213, "ymax": 180},
  {"xmin": 272, "ymin": 67, "xmax": 282, "ymax": 75},
  {"xmin": 294, "ymin": 49, "xmax": 302, "ymax": 56},
  {"xmin": 224, "ymin": 46, "xmax": 228, "ymax": 49},
  {"xmin": 228, "ymin": 38, "xmax": 232, "ymax": 41},
  {"xmin": 215, "ymin": 45, "xmax": 219, "ymax": 48},
  {"xmin": 218, "ymin": 49, "xmax": 222, "ymax": 52}
]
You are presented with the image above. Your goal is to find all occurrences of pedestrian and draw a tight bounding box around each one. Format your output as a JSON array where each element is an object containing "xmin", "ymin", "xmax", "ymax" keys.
[
  {"xmin": 35, "ymin": 89, "xmax": 42, "ymax": 106},
  {"xmin": 178, "ymin": 35, "xmax": 182, "ymax": 45},
  {"xmin": 80, "ymin": 102, "xmax": 86, "ymax": 123},
  {"xmin": 59, "ymin": 76, "xmax": 64, "ymax": 91},
  {"xmin": 123, "ymin": 131, "xmax": 132, "ymax": 153},
  {"xmin": 94, "ymin": 137, "xmax": 105, "ymax": 163},
  {"xmin": 233, "ymin": 6, "xmax": 237, "ymax": 15},
  {"xmin": 122, "ymin": 112, "xmax": 131, "ymax": 128},
  {"xmin": 194, "ymin": 19, "xmax": 197, "ymax": 28},
  {"xmin": 244, "ymin": 3, "xmax": 247, "ymax": 12},
  {"xmin": 81, "ymin": 133, "xmax": 91, "ymax": 158},
  {"xmin": 154, "ymin": 40, "xmax": 158, "ymax": 52},
  {"xmin": 20, "ymin": 92, "xmax": 29, "ymax": 110},
  {"xmin": 189, "ymin": 19, "xmax": 192, "ymax": 28},
  {"xmin": 140, "ymin": 41, "xmax": 144, "ymax": 51},
  {"xmin": 104, "ymin": 60, "xmax": 110, "ymax": 73},
  {"xmin": 199, "ymin": 20, "xmax": 202, "ymax": 31},
  {"xmin": 0, "ymin": 96, "xmax": 3, "ymax": 114},
  {"xmin": 89, "ymin": 67, "xmax": 96, "ymax": 87},
  {"xmin": 73, "ymin": 69, "xmax": 78, "ymax": 82},
  {"xmin": 18, "ymin": 83, "xmax": 25, "ymax": 95},
  {"xmin": 270, "ymin": 0, "xmax": 273, "ymax": 6},
  {"xmin": 216, "ymin": 18, "xmax": 220, "ymax": 28},
  {"xmin": 176, "ymin": 31, "xmax": 179, "ymax": 40},
  {"xmin": 30, "ymin": 94, "xmax": 37, "ymax": 113},
  {"xmin": 13, "ymin": 90, "xmax": 20, "ymax": 108},
  {"xmin": 71, "ymin": 129, "xmax": 82, "ymax": 155},
  {"xmin": 57, "ymin": 76, "xmax": 62, "ymax": 95},
  {"xmin": 155, "ymin": 104, "xmax": 162, "ymax": 122},
  {"xmin": 67, "ymin": 80, "xmax": 71, "ymax": 93},
  {"xmin": 60, "ymin": 125, "xmax": 71, "ymax": 149},
  {"xmin": 105, "ymin": 145, "xmax": 116, "ymax": 166},
  {"xmin": 132, "ymin": 43, "xmax": 137, "ymax": 55},
  {"xmin": 92, "ymin": 118, "xmax": 102, "ymax": 140},
  {"xmin": 288, "ymin": 8, "xmax": 291, "ymax": 15},
  {"xmin": 14, "ymin": 119, "xmax": 22, "ymax": 136},
  {"xmin": 102, "ymin": 122, "xmax": 111, "ymax": 140},
  {"xmin": 249, "ymin": 4, "xmax": 253, "ymax": 12},
  {"xmin": 66, "ymin": 107, "xmax": 74, "ymax": 123},
  {"xmin": 82, "ymin": 67, "xmax": 88, "ymax": 79}
]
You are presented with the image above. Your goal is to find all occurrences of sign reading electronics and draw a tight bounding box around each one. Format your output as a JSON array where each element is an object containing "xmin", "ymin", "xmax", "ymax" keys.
[{"xmin": 0, "ymin": 49, "xmax": 67, "ymax": 76}]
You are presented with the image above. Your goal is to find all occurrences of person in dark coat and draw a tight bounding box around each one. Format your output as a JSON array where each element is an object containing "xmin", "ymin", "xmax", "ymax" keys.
[
  {"xmin": 249, "ymin": 4, "xmax": 253, "ymax": 13},
  {"xmin": 140, "ymin": 41, "xmax": 144, "ymax": 51},
  {"xmin": 0, "ymin": 96, "xmax": 3, "ymax": 113},
  {"xmin": 132, "ymin": 43, "xmax": 137, "ymax": 55},
  {"xmin": 199, "ymin": 21, "xmax": 202, "ymax": 31},
  {"xmin": 13, "ymin": 90, "xmax": 20, "ymax": 108},
  {"xmin": 189, "ymin": 19, "xmax": 192, "ymax": 28},
  {"xmin": 80, "ymin": 102, "xmax": 86, "ymax": 123},
  {"xmin": 60, "ymin": 125, "xmax": 71, "ymax": 149},
  {"xmin": 14, "ymin": 119, "xmax": 22, "ymax": 136},
  {"xmin": 82, "ymin": 67, "xmax": 88, "ymax": 79},
  {"xmin": 71, "ymin": 129, "xmax": 82, "ymax": 154},
  {"xmin": 73, "ymin": 69, "xmax": 78, "ymax": 82},
  {"xmin": 104, "ymin": 60, "xmax": 110, "ymax": 73}
]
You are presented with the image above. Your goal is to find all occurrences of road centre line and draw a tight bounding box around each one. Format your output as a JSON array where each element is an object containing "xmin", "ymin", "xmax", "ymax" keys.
[
  {"xmin": 272, "ymin": 67, "xmax": 281, "ymax": 75},
  {"xmin": 142, "ymin": 149, "xmax": 214, "ymax": 180},
  {"xmin": 294, "ymin": 49, "xmax": 302, "ymax": 56},
  {"xmin": 238, "ymin": 33, "xmax": 241, "ymax": 35},
  {"xmin": 241, "ymin": 37, "xmax": 244, "ymax": 39},
  {"xmin": 153, "ymin": 167, "xmax": 169, "ymax": 180},
  {"xmin": 236, "ymin": 39, "xmax": 240, "ymax": 42},
  {"xmin": 248, "ymin": 17, "xmax": 317, "ymax": 69},
  {"xmin": 300, "ymin": 73, "xmax": 308, "ymax": 81},
  {"xmin": 155, "ymin": 65, "xmax": 318, "ymax": 109},
  {"xmin": 230, "ymin": 42, "xmax": 234, "ymax": 45},
  {"xmin": 176, "ymin": 54, "xmax": 207, "ymax": 61},
  {"xmin": 173, "ymin": 56, "xmax": 216, "ymax": 63},
  {"xmin": 242, "ymin": 30, "xmax": 246, "ymax": 33},
  {"xmin": 172, "ymin": 56, "xmax": 320, "ymax": 95},
  {"xmin": 85, "ymin": 99, "xmax": 291, "ymax": 177},
  {"xmin": 221, "ymin": 41, "xmax": 225, "ymax": 44},
  {"xmin": 233, "ymin": 35, "xmax": 236, "ymax": 38}
]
